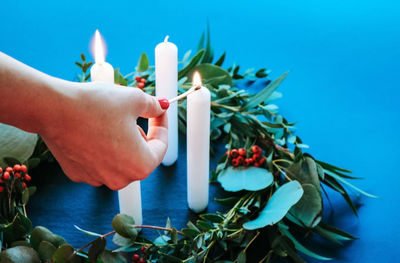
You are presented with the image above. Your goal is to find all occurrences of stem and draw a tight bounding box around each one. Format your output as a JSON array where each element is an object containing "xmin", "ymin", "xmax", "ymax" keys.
[
  {"xmin": 243, "ymin": 231, "xmax": 260, "ymax": 253},
  {"xmin": 211, "ymin": 102, "xmax": 240, "ymax": 112},
  {"xmin": 74, "ymin": 225, "xmax": 184, "ymax": 255}
]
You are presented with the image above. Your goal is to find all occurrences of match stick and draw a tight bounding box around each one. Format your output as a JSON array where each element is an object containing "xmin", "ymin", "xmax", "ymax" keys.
[{"xmin": 169, "ymin": 86, "xmax": 201, "ymax": 104}]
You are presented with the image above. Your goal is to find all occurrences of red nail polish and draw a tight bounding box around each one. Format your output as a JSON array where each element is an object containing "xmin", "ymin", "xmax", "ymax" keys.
[{"xmin": 158, "ymin": 98, "xmax": 169, "ymax": 110}]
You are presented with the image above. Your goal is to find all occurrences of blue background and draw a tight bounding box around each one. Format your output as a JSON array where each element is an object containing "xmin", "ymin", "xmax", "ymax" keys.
[{"xmin": 1, "ymin": 0, "xmax": 399, "ymax": 262}]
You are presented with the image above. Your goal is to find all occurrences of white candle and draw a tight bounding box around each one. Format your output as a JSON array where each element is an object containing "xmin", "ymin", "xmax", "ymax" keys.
[
  {"xmin": 90, "ymin": 30, "xmax": 114, "ymax": 83},
  {"xmin": 90, "ymin": 29, "xmax": 142, "ymax": 226},
  {"xmin": 155, "ymin": 36, "xmax": 178, "ymax": 166},
  {"xmin": 187, "ymin": 72, "xmax": 210, "ymax": 213}
]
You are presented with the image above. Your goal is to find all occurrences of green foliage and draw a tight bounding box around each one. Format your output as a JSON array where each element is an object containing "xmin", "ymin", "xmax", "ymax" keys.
[
  {"xmin": 0, "ymin": 28, "xmax": 371, "ymax": 263},
  {"xmin": 217, "ymin": 166, "xmax": 273, "ymax": 192}
]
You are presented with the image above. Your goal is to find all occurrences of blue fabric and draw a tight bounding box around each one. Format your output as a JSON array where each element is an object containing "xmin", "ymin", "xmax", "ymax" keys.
[{"xmin": 1, "ymin": 0, "xmax": 399, "ymax": 261}]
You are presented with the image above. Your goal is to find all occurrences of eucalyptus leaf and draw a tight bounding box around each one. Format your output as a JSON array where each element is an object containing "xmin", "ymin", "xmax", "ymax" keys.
[
  {"xmin": 217, "ymin": 166, "xmax": 274, "ymax": 192},
  {"xmin": 88, "ymin": 237, "xmax": 106, "ymax": 263},
  {"xmin": 187, "ymin": 63, "xmax": 233, "ymax": 87},
  {"xmin": 99, "ymin": 250, "xmax": 127, "ymax": 263},
  {"xmin": 0, "ymin": 246, "xmax": 40, "ymax": 263},
  {"xmin": 38, "ymin": 241, "xmax": 57, "ymax": 262},
  {"xmin": 52, "ymin": 244, "xmax": 81, "ymax": 263},
  {"xmin": 178, "ymin": 49, "xmax": 205, "ymax": 79},
  {"xmin": 290, "ymin": 184, "xmax": 322, "ymax": 228},
  {"xmin": 242, "ymin": 72, "xmax": 288, "ymax": 110},
  {"xmin": 136, "ymin": 53, "xmax": 149, "ymax": 72},
  {"xmin": 0, "ymin": 124, "xmax": 38, "ymax": 167},
  {"xmin": 111, "ymin": 214, "xmax": 137, "ymax": 239},
  {"xmin": 243, "ymin": 181, "xmax": 303, "ymax": 230}
]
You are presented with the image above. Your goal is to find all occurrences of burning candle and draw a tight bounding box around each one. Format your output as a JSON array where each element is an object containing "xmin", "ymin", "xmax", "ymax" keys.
[
  {"xmin": 90, "ymin": 29, "xmax": 142, "ymax": 225},
  {"xmin": 187, "ymin": 72, "xmax": 210, "ymax": 213},
  {"xmin": 155, "ymin": 36, "xmax": 178, "ymax": 166},
  {"xmin": 90, "ymin": 30, "xmax": 114, "ymax": 83}
]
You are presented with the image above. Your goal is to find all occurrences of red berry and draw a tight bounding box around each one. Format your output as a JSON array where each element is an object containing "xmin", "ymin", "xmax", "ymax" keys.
[
  {"xmin": 0, "ymin": 167, "xmax": 3, "ymax": 173},
  {"xmin": 231, "ymin": 158, "xmax": 240, "ymax": 167},
  {"xmin": 140, "ymin": 78, "xmax": 146, "ymax": 83},
  {"xmin": 5, "ymin": 167, "xmax": 12, "ymax": 173},
  {"xmin": 230, "ymin": 149, "xmax": 239, "ymax": 158},
  {"xmin": 135, "ymin": 76, "xmax": 141, "ymax": 82},
  {"xmin": 132, "ymin": 254, "xmax": 140, "ymax": 261},
  {"xmin": 14, "ymin": 173, "xmax": 21, "ymax": 179},
  {"xmin": 238, "ymin": 148, "xmax": 246, "ymax": 156},
  {"xmin": 13, "ymin": 164, "xmax": 21, "ymax": 171},
  {"xmin": 138, "ymin": 82, "xmax": 145, "ymax": 89},
  {"xmin": 141, "ymin": 246, "xmax": 146, "ymax": 252},
  {"xmin": 139, "ymin": 259, "xmax": 145, "ymax": 263},
  {"xmin": 237, "ymin": 156, "xmax": 244, "ymax": 165},
  {"xmin": 3, "ymin": 172, "xmax": 10, "ymax": 180},
  {"xmin": 254, "ymin": 162, "xmax": 261, "ymax": 167},
  {"xmin": 24, "ymin": 174, "xmax": 31, "ymax": 182},
  {"xmin": 244, "ymin": 158, "xmax": 253, "ymax": 166},
  {"xmin": 252, "ymin": 153, "xmax": 262, "ymax": 162},
  {"xmin": 22, "ymin": 182, "xmax": 27, "ymax": 189},
  {"xmin": 0, "ymin": 186, "xmax": 4, "ymax": 192},
  {"xmin": 20, "ymin": 165, "xmax": 27, "ymax": 173},
  {"xmin": 251, "ymin": 145, "xmax": 262, "ymax": 153},
  {"xmin": 259, "ymin": 157, "xmax": 266, "ymax": 166}
]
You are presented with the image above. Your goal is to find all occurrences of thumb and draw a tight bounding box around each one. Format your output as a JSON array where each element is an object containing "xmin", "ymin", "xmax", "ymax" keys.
[{"xmin": 134, "ymin": 90, "xmax": 169, "ymax": 118}]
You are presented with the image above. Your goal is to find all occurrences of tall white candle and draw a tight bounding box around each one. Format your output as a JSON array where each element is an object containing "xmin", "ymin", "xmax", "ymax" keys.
[
  {"xmin": 187, "ymin": 72, "xmax": 210, "ymax": 213},
  {"xmin": 90, "ymin": 29, "xmax": 142, "ymax": 225},
  {"xmin": 155, "ymin": 36, "xmax": 178, "ymax": 166}
]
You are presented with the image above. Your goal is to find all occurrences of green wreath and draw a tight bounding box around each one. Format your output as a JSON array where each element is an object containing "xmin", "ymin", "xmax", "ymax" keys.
[{"xmin": 0, "ymin": 29, "xmax": 374, "ymax": 263}]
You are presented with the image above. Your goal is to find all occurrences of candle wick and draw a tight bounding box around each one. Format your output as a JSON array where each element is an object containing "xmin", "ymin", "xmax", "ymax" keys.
[{"xmin": 164, "ymin": 35, "xmax": 169, "ymax": 43}]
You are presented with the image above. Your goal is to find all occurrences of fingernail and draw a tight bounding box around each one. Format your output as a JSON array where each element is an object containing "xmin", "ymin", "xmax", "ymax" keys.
[{"xmin": 158, "ymin": 98, "xmax": 169, "ymax": 110}]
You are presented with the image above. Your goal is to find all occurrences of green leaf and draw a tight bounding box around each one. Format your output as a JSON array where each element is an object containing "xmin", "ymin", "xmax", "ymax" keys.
[
  {"xmin": 112, "ymin": 233, "xmax": 133, "ymax": 247},
  {"xmin": 75, "ymin": 62, "xmax": 83, "ymax": 68},
  {"xmin": 27, "ymin": 158, "xmax": 40, "ymax": 169},
  {"xmin": 278, "ymin": 222, "xmax": 331, "ymax": 260},
  {"xmin": 88, "ymin": 237, "xmax": 106, "ymax": 263},
  {"xmin": 236, "ymin": 250, "xmax": 246, "ymax": 263},
  {"xmin": 136, "ymin": 53, "xmax": 149, "ymax": 72},
  {"xmin": 199, "ymin": 213, "xmax": 224, "ymax": 223},
  {"xmin": 314, "ymin": 222, "xmax": 357, "ymax": 245},
  {"xmin": 52, "ymin": 244, "xmax": 81, "ymax": 263},
  {"xmin": 0, "ymin": 124, "xmax": 38, "ymax": 167},
  {"xmin": 181, "ymin": 228, "xmax": 199, "ymax": 238},
  {"xmin": 324, "ymin": 169, "xmax": 376, "ymax": 198},
  {"xmin": 217, "ymin": 166, "xmax": 274, "ymax": 192},
  {"xmin": 290, "ymin": 184, "xmax": 322, "ymax": 228},
  {"xmin": 315, "ymin": 160, "xmax": 352, "ymax": 173},
  {"xmin": 0, "ymin": 246, "xmax": 40, "ymax": 263},
  {"xmin": 111, "ymin": 214, "xmax": 137, "ymax": 239},
  {"xmin": 242, "ymin": 72, "xmax": 288, "ymax": 110},
  {"xmin": 114, "ymin": 68, "xmax": 128, "ymax": 86},
  {"xmin": 30, "ymin": 226, "xmax": 66, "ymax": 251},
  {"xmin": 214, "ymin": 196, "xmax": 240, "ymax": 206},
  {"xmin": 99, "ymin": 250, "xmax": 127, "ymax": 263},
  {"xmin": 4, "ymin": 214, "xmax": 33, "ymax": 244},
  {"xmin": 243, "ymin": 181, "xmax": 303, "ymax": 230},
  {"xmin": 3, "ymin": 157, "xmax": 20, "ymax": 166},
  {"xmin": 201, "ymin": 24, "xmax": 214, "ymax": 63},
  {"xmin": 74, "ymin": 225, "xmax": 102, "ymax": 237},
  {"xmin": 22, "ymin": 188, "xmax": 30, "ymax": 205},
  {"xmin": 197, "ymin": 32, "xmax": 205, "ymax": 51},
  {"xmin": 170, "ymin": 228, "xmax": 178, "ymax": 244},
  {"xmin": 38, "ymin": 241, "xmax": 57, "ymax": 262},
  {"xmin": 196, "ymin": 220, "xmax": 213, "ymax": 231},
  {"xmin": 214, "ymin": 52, "xmax": 226, "ymax": 66},
  {"xmin": 187, "ymin": 63, "xmax": 233, "ymax": 87},
  {"xmin": 287, "ymin": 157, "xmax": 323, "ymax": 228},
  {"xmin": 80, "ymin": 53, "xmax": 86, "ymax": 62},
  {"xmin": 178, "ymin": 49, "xmax": 205, "ymax": 79}
]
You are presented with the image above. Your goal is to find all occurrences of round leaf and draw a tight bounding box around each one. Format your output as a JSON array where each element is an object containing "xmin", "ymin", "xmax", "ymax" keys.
[
  {"xmin": 52, "ymin": 244, "xmax": 81, "ymax": 263},
  {"xmin": 243, "ymin": 181, "xmax": 304, "ymax": 230},
  {"xmin": 38, "ymin": 241, "xmax": 57, "ymax": 262},
  {"xmin": 111, "ymin": 214, "xmax": 137, "ymax": 239},
  {"xmin": 290, "ymin": 184, "xmax": 322, "ymax": 228},
  {"xmin": 217, "ymin": 166, "xmax": 274, "ymax": 192},
  {"xmin": 0, "ymin": 124, "xmax": 38, "ymax": 167},
  {"xmin": 30, "ymin": 226, "xmax": 66, "ymax": 251},
  {"xmin": 0, "ymin": 246, "xmax": 40, "ymax": 263},
  {"xmin": 88, "ymin": 237, "xmax": 106, "ymax": 263}
]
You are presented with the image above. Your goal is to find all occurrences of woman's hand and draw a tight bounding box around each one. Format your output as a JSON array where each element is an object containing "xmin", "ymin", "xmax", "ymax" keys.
[{"xmin": 41, "ymin": 82, "xmax": 169, "ymax": 190}]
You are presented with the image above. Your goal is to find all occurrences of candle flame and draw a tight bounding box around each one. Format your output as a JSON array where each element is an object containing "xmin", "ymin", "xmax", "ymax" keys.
[
  {"xmin": 94, "ymin": 29, "xmax": 106, "ymax": 63},
  {"xmin": 193, "ymin": 72, "xmax": 202, "ymax": 87}
]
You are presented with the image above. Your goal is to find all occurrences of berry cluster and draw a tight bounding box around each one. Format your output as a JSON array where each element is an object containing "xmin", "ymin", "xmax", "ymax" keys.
[
  {"xmin": 135, "ymin": 76, "xmax": 147, "ymax": 89},
  {"xmin": 132, "ymin": 245, "xmax": 149, "ymax": 263},
  {"xmin": 0, "ymin": 164, "xmax": 30, "ymax": 192},
  {"xmin": 226, "ymin": 145, "xmax": 266, "ymax": 168}
]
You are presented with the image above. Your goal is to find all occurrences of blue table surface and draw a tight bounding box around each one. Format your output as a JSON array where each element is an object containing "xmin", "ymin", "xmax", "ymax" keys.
[{"xmin": 1, "ymin": 0, "xmax": 400, "ymax": 262}]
